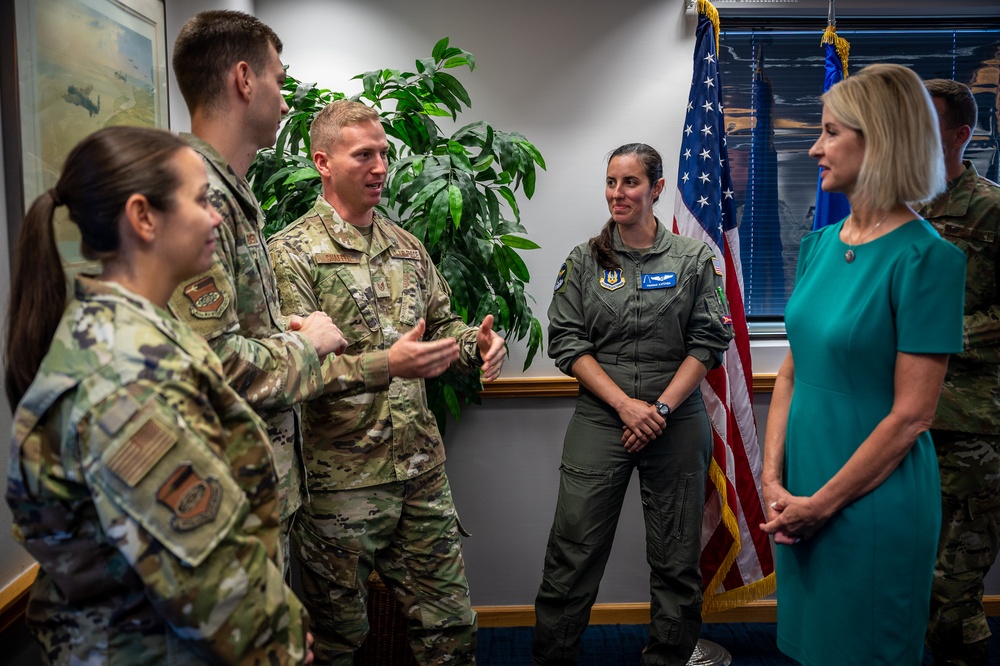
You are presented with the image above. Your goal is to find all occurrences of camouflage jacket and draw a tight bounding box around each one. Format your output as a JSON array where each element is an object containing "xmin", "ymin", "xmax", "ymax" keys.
[
  {"xmin": 168, "ymin": 134, "xmax": 325, "ymax": 521},
  {"xmin": 268, "ymin": 197, "xmax": 482, "ymax": 490},
  {"xmin": 7, "ymin": 277, "xmax": 309, "ymax": 665},
  {"xmin": 920, "ymin": 161, "xmax": 1000, "ymax": 435}
]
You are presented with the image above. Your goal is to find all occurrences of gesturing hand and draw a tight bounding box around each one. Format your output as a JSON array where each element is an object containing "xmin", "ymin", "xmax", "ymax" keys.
[
  {"xmin": 476, "ymin": 314, "xmax": 506, "ymax": 382},
  {"xmin": 388, "ymin": 319, "xmax": 460, "ymax": 379},
  {"xmin": 289, "ymin": 311, "xmax": 348, "ymax": 357}
]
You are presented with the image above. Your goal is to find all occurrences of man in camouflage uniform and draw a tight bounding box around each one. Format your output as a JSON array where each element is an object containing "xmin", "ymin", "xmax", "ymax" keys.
[
  {"xmin": 8, "ymin": 276, "xmax": 310, "ymax": 664},
  {"xmin": 269, "ymin": 99, "xmax": 507, "ymax": 665},
  {"xmin": 169, "ymin": 11, "xmax": 347, "ymax": 555},
  {"xmin": 921, "ymin": 79, "xmax": 1000, "ymax": 666}
]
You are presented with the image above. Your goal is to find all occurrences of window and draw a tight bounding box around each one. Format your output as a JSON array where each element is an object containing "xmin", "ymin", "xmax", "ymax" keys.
[{"xmin": 719, "ymin": 20, "xmax": 1000, "ymax": 318}]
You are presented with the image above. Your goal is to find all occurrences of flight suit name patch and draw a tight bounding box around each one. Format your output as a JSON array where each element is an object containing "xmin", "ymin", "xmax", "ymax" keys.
[
  {"xmin": 182, "ymin": 276, "xmax": 230, "ymax": 319},
  {"xmin": 157, "ymin": 464, "xmax": 222, "ymax": 531},
  {"xmin": 641, "ymin": 273, "xmax": 676, "ymax": 289},
  {"xmin": 600, "ymin": 268, "xmax": 625, "ymax": 291}
]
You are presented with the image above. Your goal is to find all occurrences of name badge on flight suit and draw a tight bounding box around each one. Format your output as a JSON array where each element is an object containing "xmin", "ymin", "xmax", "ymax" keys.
[
  {"xmin": 641, "ymin": 272, "xmax": 676, "ymax": 289},
  {"xmin": 600, "ymin": 268, "xmax": 625, "ymax": 291}
]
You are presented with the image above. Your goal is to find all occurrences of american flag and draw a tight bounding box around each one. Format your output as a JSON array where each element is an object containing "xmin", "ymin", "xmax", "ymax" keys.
[{"xmin": 672, "ymin": 0, "xmax": 775, "ymax": 613}]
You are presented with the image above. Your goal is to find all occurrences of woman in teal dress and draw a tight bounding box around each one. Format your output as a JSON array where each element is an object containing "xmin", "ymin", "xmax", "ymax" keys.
[{"xmin": 760, "ymin": 64, "xmax": 967, "ymax": 665}]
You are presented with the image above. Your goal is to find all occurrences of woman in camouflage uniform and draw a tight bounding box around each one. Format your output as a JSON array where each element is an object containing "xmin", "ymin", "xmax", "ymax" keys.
[{"xmin": 5, "ymin": 127, "xmax": 312, "ymax": 665}]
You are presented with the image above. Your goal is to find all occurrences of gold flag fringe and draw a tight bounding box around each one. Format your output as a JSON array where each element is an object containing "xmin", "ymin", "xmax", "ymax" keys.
[
  {"xmin": 698, "ymin": 0, "xmax": 721, "ymax": 55},
  {"xmin": 821, "ymin": 25, "xmax": 851, "ymax": 79},
  {"xmin": 700, "ymin": 457, "xmax": 777, "ymax": 614}
]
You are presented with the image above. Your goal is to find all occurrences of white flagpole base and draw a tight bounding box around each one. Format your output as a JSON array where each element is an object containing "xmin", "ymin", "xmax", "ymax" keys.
[{"xmin": 686, "ymin": 639, "xmax": 732, "ymax": 665}]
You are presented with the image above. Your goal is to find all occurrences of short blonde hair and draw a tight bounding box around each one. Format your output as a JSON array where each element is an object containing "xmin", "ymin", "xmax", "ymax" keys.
[
  {"xmin": 822, "ymin": 63, "xmax": 945, "ymax": 209},
  {"xmin": 310, "ymin": 99, "xmax": 381, "ymax": 154}
]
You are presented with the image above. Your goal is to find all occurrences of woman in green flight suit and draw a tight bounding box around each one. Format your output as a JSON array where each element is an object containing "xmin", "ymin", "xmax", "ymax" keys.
[{"xmin": 533, "ymin": 143, "xmax": 733, "ymax": 666}]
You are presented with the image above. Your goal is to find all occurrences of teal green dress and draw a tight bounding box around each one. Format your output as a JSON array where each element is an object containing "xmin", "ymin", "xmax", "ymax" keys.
[{"xmin": 777, "ymin": 218, "xmax": 966, "ymax": 665}]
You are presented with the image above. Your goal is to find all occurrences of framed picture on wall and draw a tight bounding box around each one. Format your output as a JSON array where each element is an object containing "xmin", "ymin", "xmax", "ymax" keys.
[{"xmin": 0, "ymin": 0, "xmax": 168, "ymax": 268}]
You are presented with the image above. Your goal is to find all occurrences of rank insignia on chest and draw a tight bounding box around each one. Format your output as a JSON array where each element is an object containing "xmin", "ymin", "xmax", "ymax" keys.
[
  {"xmin": 600, "ymin": 268, "xmax": 625, "ymax": 291},
  {"xmin": 641, "ymin": 272, "xmax": 676, "ymax": 290},
  {"xmin": 712, "ymin": 257, "xmax": 723, "ymax": 276},
  {"xmin": 182, "ymin": 276, "xmax": 230, "ymax": 319},
  {"xmin": 246, "ymin": 232, "xmax": 259, "ymax": 247},
  {"xmin": 156, "ymin": 464, "xmax": 222, "ymax": 531}
]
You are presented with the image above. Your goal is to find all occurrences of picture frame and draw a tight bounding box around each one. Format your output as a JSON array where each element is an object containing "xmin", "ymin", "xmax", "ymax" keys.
[{"xmin": 1, "ymin": 0, "xmax": 169, "ymax": 266}]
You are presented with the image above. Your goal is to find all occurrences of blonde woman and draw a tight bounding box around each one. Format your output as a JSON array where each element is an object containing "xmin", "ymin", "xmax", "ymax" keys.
[{"xmin": 761, "ymin": 64, "xmax": 967, "ymax": 665}]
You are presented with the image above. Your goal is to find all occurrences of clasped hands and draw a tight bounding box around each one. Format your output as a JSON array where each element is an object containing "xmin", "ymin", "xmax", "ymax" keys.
[
  {"xmin": 617, "ymin": 398, "xmax": 666, "ymax": 453},
  {"xmin": 760, "ymin": 482, "xmax": 831, "ymax": 545}
]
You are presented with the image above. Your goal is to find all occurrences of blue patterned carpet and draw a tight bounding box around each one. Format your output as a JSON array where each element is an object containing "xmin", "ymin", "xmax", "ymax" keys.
[{"xmin": 478, "ymin": 618, "xmax": 1000, "ymax": 665}]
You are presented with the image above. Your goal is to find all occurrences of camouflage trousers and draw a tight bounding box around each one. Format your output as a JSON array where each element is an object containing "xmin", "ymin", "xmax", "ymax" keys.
[
  {"xmin": 927, "ymin": 430, "xmax": 1000, "ymax": 666},
  {"xmin": 293, "ymin": 464, "xmax": 477, "ymax": 665}
]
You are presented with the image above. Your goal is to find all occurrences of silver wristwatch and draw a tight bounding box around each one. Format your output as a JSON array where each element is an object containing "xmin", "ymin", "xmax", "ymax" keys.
[{"xmin": 654, "ymin": 401, "xmax": 671, "ymax": 418}]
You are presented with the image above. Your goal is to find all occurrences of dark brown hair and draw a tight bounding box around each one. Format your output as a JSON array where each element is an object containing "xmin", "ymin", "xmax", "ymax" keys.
[
  {"xmin": 589, "ymin": 143, "xmax": 664, "ymax": 269},
  {"xmin": 5, "ymin": 127, "xmax": 187, "ymax": 406},
  {"xmin": 172, "ymin": 10, "xmax": 283, "ymax": 116},
  {"xmin": 924, "ymin": 78, "xmax": 978, "ymax": 135}
]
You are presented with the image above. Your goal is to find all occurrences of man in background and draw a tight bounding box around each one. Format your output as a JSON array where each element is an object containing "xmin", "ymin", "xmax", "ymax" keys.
[
  {"xmin": 170, "ymin": 10, "xmax": 347, "ymax": 560},
  {"xmin": 922, "ymin": 78, "xmax": 1000, "ymax": 666},
  {"xmin": 269, "ymin": 99, "xmax": 506, "ymax": 664}
]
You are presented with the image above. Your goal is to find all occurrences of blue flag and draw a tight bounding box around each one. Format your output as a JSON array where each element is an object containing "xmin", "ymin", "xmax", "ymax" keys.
[{"xmin": 812, "ymin": 36, "xmax": 852, "ymax": 230}]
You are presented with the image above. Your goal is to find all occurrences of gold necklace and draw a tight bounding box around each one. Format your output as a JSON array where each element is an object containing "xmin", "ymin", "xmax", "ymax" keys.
[{"xmin": 844, "ymin": 212, "xmax": 889, "ymax": 263}]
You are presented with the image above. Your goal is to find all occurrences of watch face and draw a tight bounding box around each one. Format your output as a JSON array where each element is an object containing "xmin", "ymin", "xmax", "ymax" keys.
[{"xmin": 656, "ymin": 403, "xmax": 670, "ymax": 416}]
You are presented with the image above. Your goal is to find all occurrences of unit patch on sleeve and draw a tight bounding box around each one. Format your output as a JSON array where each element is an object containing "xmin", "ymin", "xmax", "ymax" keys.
[
  {"xmin": 553, "ymin": 260, "xmax": 572, "ymax": 293},
  {"xmin": 600, "ymin": 268, "xmax": 626, "ymax": 291},
  {"xmin": 156, "ymin": 463, "xmax": 223, "ymax": 531},
  {"xmin": 182, "ymin": 276, "xmax": 230, "ymax": 319},
  {"xmin": 711, "ymin": 257, "xmax": 723, "ymax": 276}
]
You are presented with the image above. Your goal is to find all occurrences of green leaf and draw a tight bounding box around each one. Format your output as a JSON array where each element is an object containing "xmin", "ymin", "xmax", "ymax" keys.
[
  {"xmin": 484, "ymin": 188, "xmax": 501, "ymax": 229},
  {"xmin": 472, "ymin": 154, "xmax": 494, "ymax": 172},
  {"xmin": 524, "ymin": 317, "xmax": 543, "ymax": 370},
  {"xmin": 518, "ymin": 139, "xmax": 547, "ymax": 169},
  {"xmin": 523, "ymin": 161, "xmax": 537, "ymax": 199},
  {"xmin": 448, "ymin": 184, "xmax": 463, "ymax": 227},
  {"xmin": 499, "ymin": 234, "xmax": 541, "ymax": 250},
  {"xmin": 432, "ymin": 37, "xmax": 450, "ymax": 60},
  {"xmin": 404, "ymin": 179, "xmax": 448, "ymax": 216},
  {"xmin": 284, "ymin": 166, "xmax": 320, "ymax": 185},
  {"xmin": 502, "ymin": 246, "xmax": 531, "ymax": 281},
  {"xmin": 436, "ymin": 72, "xmax": 472, "ymax": 108},
  {"xmin": 428, "ymin": 187, "xmax": 450, "ymax": 247},
  {"xmin": 498, "ymin": 186, "xmax": 521, "ymax": 221}
]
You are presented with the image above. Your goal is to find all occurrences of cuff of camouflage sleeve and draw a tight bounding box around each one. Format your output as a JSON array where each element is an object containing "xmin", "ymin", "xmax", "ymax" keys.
[
  {"xmin": 467, "ymin": 336, "xmax": 485, "ymax": 368},
  {"xmin": 364, "ymin": 350, "xmax": 391, "ymax": 390}
]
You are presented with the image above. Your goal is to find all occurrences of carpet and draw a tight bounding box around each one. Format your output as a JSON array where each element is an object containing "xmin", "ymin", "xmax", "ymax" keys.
[{"xmin": 477, "ymin": 618, "xmax": 1000, "ymax": 664}]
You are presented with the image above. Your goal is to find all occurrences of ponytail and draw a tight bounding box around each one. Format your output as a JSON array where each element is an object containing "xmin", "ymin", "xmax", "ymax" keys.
[
  {"xmin": 5, "ymin": 191, "xmax": 68, "ymax": 406},
  {"xmin": 588, "ymin": 219, "xmax": 620, "ymax": 270}
]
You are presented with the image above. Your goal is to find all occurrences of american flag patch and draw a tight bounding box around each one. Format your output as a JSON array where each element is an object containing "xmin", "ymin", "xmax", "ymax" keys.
[{"xmin": 712, "ymin": 257, "xmax": 723, "ymax": 276}]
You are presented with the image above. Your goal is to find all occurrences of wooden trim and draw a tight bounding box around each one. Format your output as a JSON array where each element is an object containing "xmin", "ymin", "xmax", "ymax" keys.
[
  {"xmin": 474, "ymin": 601, "xmax": 777, "ymax": 627},
  {"xmin": 480, "ymin": 374, "xmax": 777, "ymax": 399},
  {"xmin": 0, "ymin": 564, "xmax": 37, "ymax": 633}
]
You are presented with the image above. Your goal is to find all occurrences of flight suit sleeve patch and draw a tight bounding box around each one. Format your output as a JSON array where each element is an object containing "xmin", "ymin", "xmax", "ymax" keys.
[
  {"xmin": 553, "ymin": 260, "xmax": 572, "ymax": 293},
  {"xmin": 181, "ymin": 276, "xmax": 231, "ymax": 319},
  {"xmin": 711, "ymin": 257, "xmax": 724, "ymax": 276}
]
